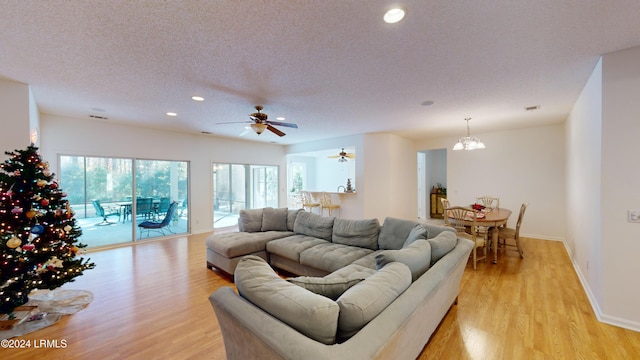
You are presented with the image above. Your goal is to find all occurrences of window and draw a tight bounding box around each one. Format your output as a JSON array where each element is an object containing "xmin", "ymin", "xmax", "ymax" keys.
[
  {"xmin": 213, "ymin": 163, "xmax": 278, "ymax": 228},
  {"xmin": 59, "ymin": 155, "xmax": 189, "ymax": 247}
]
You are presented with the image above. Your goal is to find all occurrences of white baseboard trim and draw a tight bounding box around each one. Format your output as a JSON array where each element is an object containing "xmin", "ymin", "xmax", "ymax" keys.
[{"xmin": 562, "ymin": 240, "xmax": 640, "ymax": 332}]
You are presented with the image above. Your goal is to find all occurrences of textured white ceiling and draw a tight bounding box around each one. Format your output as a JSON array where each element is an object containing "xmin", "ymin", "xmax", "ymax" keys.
[{"xmin": 1, "ymin": 1, "xmax": 640, "ymax": 145}]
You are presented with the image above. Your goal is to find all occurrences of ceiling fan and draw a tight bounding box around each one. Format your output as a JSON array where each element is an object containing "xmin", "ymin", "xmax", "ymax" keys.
[
  {"xmin": 217, "ymin": 105, "xmax": 298, "ymax": 137},
  {"xmin": 328, "ymin": 148, "xmax": 355, "ymax": 162}
]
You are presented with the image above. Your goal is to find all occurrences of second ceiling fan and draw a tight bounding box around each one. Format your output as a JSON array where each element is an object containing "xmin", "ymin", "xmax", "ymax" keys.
[{"xmin": 218, "ymin": 105, "xmax": 298, "ymax": 137}]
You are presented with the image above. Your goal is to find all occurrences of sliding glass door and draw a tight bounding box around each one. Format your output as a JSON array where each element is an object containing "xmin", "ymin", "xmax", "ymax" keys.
[
  {"xmin": 213, "ymin": 163, "xmax": 278, "ymax": 228},
  {"xmin": 59, "ymin": 155, "xmax": 189, "ymax": 247}
]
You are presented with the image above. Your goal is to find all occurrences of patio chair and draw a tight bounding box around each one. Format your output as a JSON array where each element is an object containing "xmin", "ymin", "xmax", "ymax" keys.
[
  {"xmin": 138, "ymin": 201, "xmax": 178, "ymax": 238},
  {"xmin": 92, "ymin": 199, "xmax": 120, "ymax": 225},
  {"xmin": 136, "ymin": 197, "xmax": 154, "ymax": 219}
]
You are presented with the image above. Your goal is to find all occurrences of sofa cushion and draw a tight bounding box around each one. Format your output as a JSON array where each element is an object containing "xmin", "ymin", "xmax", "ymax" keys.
[
  {"xmin": 299, "ymin": 242, "xmax": 374, "ymax": 273},
  {"xmin": 423, "ymin": 223, "xmax": 455, "ymax": 239},
  {"xmin": 427, "ymin": 230, "xmax": 458, "ymax": 265},
  {"xmin": 378, "ymin": 217, "xmax": 423, "ymax": 250},
  {"xmin": 287, "ymin": 209, "xmax": 303, "ymax": 231},
  {"xmin": 293, "ymin": 211, "xmax": 335, "ymax": 241},
  {"xmin": 336, "ymin": 262, "xmax": 412, "ymax": 339},
  {"xmin": 288, "ymin": 276, "xmax": 363, "ymax": 300},
  {"xmin": 325, "ymin": 263, "xmax": 376, "ymax": 281},
  {"xmin": 238, "ymin": 208, "xmax": 264, "ymax": 232},
  {"xmin": 331, "ymin": 218, "xmax": 380, "ymax": 250},
  {"xmin": 402, "ymin": 224, "xmax": 428, "ymax": 247},
  {"xmin": 234, "ymin": 255, "xmax": 340, "ymax": 345},
  {"xmin": 266, "ymin": 235, "xmax": 328, "ymax": 262},
  {"xmin": 207, "ymin": 231, "xmax": 294, "ymax": 258},
  {"xmin": 261, "ymin": 207, "xmax": 288, "ymax": 231},
  {"xmin": 375, "ymin": 240, "xmax": 432, "ymax": 281}
]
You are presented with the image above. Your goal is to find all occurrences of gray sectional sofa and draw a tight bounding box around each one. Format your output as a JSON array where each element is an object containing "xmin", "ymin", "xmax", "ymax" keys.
[{"xmin": 207, "ymin": 207, "xmax": 474, "ymax": 359}]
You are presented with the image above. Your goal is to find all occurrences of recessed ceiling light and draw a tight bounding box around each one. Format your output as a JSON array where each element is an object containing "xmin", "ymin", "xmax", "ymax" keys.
[
  {"xmin": 166, "ymin": 112, "xmax": 177, "ymax": 117},
  {"xmin": 384, "ymin": 8, "xmax": 406, "ymax": 24},
  {"xmin": 276, "ymin": 116, "xmax": 285, "ymax": 121},
  {"xmin": 192, "ymin": 96, "xmax": 204, "ymax": 101}
]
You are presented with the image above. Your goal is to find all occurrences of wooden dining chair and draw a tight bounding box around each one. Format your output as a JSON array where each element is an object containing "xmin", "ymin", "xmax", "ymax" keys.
[
  {"xmin": 498, "ymin": 202, "xmax": 528, "ymax": 258},
  {"xmin": 476, "ymin": 195, "xmax": 500, "ymax": 209},
  {"xmin": 447, "ymin": 206, "xmax": 486, "ymax": 270},
  {"xmin": 440, "ymin": 197, "xmax": 451, "ymax": 225}
]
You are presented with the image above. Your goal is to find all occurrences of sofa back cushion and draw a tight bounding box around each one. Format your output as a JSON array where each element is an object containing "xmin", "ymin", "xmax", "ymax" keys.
[
  {"xmin": 336, "ymin": 262, "xmax": 411, "ymax": 339},
  {"xmin": 287, "ymin": 209, "xmax": 302, "ymax": 231},
  {"xmin": 375, "ymin": 240, "xmax": 432, "ymax": 281},
  {"xmin": 378, "ymin": 217, "xmax": 426, "ymax": 250},
  {"xmin": 422, "ymin": 223, "xmax": 455, "ymax": 239},
  {"xmin": 288, "ymin": 276, "xmax": 363, "ymax": 300},
  {"xmin": 238, "ymin": 208, "xmax": 264, "ymax": 232},
  {"xmin": 235, "ymin": 255, "xmax": 340, "ymax": 345},
  {"xmin": 426, "ymin": 230, "xmax": 458, "ymax": 265},
  {"xmin": 261, "ymin": 207, "xmax": 289, "ymax": 231},
  {"xmin": 293, "ymin": 211, "xmax": 335, "ymax": 241},
  {"xmin": 331, "ymin": 218, "xmax": 380, "ymax": 250}
]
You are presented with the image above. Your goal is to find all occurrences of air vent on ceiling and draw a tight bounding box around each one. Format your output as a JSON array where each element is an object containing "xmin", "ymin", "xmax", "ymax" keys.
[
  {"xmin": 89, "ymin": 114, "xmax": 108, "ymax": 120},
  {"xmin": 201, "ymin": 131, "xmax": 212, "ymax": 134},
  {"xmin": 525, "ymin": 105, "xmax": 540, "ymax": 111}
]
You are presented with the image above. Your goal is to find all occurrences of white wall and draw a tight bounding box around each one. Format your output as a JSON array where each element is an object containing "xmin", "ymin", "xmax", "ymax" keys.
[
  {"xmin": 40, "ymin": 114, "xmax": 287, "ymax": 234},
  {"xmin": 362, "ymin": 133, "xmax": 417, "ymax": 222},
  {"xmin": 415, "ymin": 124, "xmax": 566, "ymax": 240},
  {"xmin": 600, "ymin": 46, "xmax": 640, "ymax": 329},
  {"xmin": 565, "ymin": 58, "xmax": 603, "ymax": 309},
  {"xmin": 0, "ymin": 78, "xmax": 34, "ymax": 152}
]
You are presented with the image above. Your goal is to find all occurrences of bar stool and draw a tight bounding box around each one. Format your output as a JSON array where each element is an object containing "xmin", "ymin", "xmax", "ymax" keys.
[
  {"xmin": 320, "ymin": 192, "xmax": 340, "ymax": 217},
  {"xmin": 301, "ymin": 191, "xmax": 321, "ymax": 214}
]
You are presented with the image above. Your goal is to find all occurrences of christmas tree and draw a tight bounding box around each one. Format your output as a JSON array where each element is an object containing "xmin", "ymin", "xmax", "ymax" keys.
[{"xmin": 0, "ymin": 144, "xmax": 95, "ymax": 316}]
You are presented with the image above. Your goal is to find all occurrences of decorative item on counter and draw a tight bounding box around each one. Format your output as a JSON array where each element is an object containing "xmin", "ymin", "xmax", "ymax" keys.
[{"xmin": 345, "ymin": 178, "xmax": 355, "ymax": 193}]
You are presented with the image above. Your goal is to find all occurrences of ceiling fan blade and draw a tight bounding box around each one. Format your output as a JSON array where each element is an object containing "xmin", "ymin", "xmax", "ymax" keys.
[
  {"xmin": 216, "ymin": 121, "xmax": 252, "ymax": 125},
  {"xmin": 328, "ymin": 155, "xmax": 340, "ymax": 158},
  {"xmin": 239, "ymin": 126, "xmax": 251, "ymax": 136},
  {"xmin": 345, "ymin": 154, "xmax": 356, "ymax": 158},
  {"xmin": 266, "ymin": 120, "xmax": 298, "ymax": 128},
  {"xmin": 267, "ymin": 125, "xmax": 286, "ymax": 137}
]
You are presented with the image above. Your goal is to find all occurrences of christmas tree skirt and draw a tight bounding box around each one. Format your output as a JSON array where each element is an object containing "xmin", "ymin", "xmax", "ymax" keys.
[{"xmin": 0, "ymin": 289, "xmax": 93, "ymax": 339}]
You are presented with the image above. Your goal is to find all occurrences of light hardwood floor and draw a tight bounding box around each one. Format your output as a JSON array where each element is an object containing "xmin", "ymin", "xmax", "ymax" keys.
[{"xmin": 4, "ymin": 233, "xmax": 640, "ymax": 359}]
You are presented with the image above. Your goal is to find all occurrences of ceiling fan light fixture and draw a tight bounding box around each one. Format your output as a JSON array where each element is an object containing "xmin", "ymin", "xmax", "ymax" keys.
[
  {"xmin": 250, "ymin": 123, "xmax": 268, "ymax": 135},
  {"xmin": 453, "ymin": 118, "xmax": 486, "ymax": 151},
  {"xmin": 338, "ymin": 156, "xmax": 348, "ymax": 163},
  {"xmin": 384, "ymin": 7, "xmax": 406, "ymax": 23}
]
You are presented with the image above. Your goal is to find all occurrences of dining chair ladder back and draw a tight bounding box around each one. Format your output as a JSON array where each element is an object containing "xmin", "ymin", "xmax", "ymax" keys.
[
  {"xmin": 447, "ymin": 206, "xmax": 486, "ymax": 270},
  {"xmin": 477, "ymin": 196, "xmax": 500, "ymax": 209},
  {"xmin": 440, "ymin": 197, "xmax": 451, "ymax": 225},
  {"xmin": 498, "ymin": 202, "xmax": 528, "ymax": 258}
]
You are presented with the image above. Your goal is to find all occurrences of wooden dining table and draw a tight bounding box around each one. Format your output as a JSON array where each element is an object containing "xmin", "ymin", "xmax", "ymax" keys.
[{"xmin": 449, "ymin": 208, "xmax": 512, "ymax": 264}]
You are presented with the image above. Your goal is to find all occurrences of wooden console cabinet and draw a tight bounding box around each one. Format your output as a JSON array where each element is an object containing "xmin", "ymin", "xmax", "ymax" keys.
[{"xmin": 430, "ymin": 193, "xmax": 446, "ymax": 219}]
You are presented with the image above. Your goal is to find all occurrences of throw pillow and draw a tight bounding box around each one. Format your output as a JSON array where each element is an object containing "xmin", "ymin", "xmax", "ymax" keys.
[
  {"xmin": 336, "ymin": 262, "xmax": 411, "ymax": 339},
  {"xmin": 402, "ymin": 224, "xmax": 428, "ymax": 247},
  {"xmin": 378, "ymin": 217, "xmax": 422, "ymax": 250},
  {"xmin": 238, "ymin": 208, "xmax": 264, "ymax": 232},
  {"xmin": 293, "ymin": 211, "xmax": 335, "ymax": 241},
  {"xmin": 234, "ymin": 255, "xmax": 340, "ymax": 345},
  {"xmin": 427, "ymin": 230, "xmax": 458, "ymax": 265},
  {"xmin": 375, "ymin": 240, "xmax": 432, "ymax": 281},
  {"xmin": 288, "ymin": 276, "xmax": 363, "ymax": 300},
  {"xmin": 261, "ymin": 207, "xmax": 288, "ymax": 231},
  {"xmin": 331, "ymin": 217, "xmax": 380, "ymax": 250}
]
